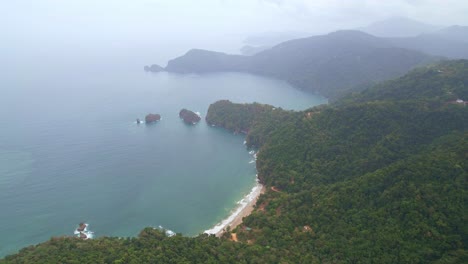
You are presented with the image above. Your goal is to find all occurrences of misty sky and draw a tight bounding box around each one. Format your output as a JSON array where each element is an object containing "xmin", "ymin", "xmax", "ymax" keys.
[{"xmin": 2, "ymin": 0, "xmax": 468, "ymax": 66}]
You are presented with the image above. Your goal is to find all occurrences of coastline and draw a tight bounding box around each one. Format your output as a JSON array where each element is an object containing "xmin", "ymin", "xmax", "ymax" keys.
[{"xmin": 204, "ymin": 181, "xmax": 265, "ymax": 237}]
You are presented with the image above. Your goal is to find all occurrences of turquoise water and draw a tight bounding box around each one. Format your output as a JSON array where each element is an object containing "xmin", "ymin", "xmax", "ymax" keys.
[{"xmin": 0, "ymin": 67, "xmax": 326, "ymax": 257}]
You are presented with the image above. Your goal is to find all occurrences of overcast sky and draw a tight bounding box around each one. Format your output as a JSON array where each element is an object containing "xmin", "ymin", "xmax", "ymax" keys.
[{"xmin": 2, "ymin": 0, "xmax": 468, "ymax": 65}]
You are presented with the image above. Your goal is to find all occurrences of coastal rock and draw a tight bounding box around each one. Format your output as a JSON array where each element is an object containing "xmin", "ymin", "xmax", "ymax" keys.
[
  {"xmin": 74, "ymin": 222, "xmax": 94, "ymax": 239},
  {"xmin": 77, "ymin": 223, "xmax": 87, "ymax": 232},
  {"xmin": 179, "ymin": 109, "xmax": 201, "ymax": 125},
  {"xmin": 144, "ymin": 64, "xmax": 165, "ymax": 72},
  {"xmin": 145, "ymin": 113, "xmax": 161, "ymax": 123}
]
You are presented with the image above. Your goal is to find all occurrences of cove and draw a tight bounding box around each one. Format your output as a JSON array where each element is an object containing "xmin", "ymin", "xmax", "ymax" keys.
[{"xmin": 0, "ymin": 69, "xmax": 326, "ymax": 257}]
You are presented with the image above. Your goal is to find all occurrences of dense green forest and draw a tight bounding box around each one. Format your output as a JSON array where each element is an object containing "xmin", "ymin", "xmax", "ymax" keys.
[{"xmin": 2, "ymin": 60, "xmax": 467, "ymax": 263}]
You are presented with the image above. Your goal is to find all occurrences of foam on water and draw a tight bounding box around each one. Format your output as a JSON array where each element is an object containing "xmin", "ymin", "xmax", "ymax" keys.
[
  {"xmin": 155, "ymin": 225, "xmax": 176, "ymax": 237},
  {"xmin": 204, "ymin": 178, "xmax": 263, "ymax": 235},
  {"xmin": 73, "ymin": 223, "xmax": 94, "ymax": 239}
]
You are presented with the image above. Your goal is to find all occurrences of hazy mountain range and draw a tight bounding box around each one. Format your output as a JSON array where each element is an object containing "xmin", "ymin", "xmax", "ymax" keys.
[
  {"xmin": 240, "ymin": 17, "xmax": 468, "ymax": 56},
  {"xmin": 359, "ymin": 16, "xmax": 441, "ymax": 37},
  {"xmin": 152, "ymin": 17, "xmax": 468, "ymax": 100},
  {"xmin": 163, "ymin": 30, "xmax": 435, "ymax": 99}
]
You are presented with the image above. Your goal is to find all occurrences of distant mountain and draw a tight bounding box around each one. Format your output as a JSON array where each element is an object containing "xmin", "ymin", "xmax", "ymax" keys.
[
  {"xmin": 243, "ymin": 31, "xmax": 311, "ymax": 46},
  {"xmin": 432, "ymin": 25, "xmax": 468, "ymax": 43},
  {"xmin": 165, "ymin": 49, "xmax": 248, "ymax": 73},
  {"xmin": 360, "ymin": 16, "xmax": 440, "ymax": 37},
  {"xmin": 385, "ymin": 25, "xmax": 468, "ymax": 59},
  {"xmin": 239, "ymin": 45, "xmax": 271, "ymax": 56},
  {"xmin": 165, "ymin": 30, "xmax": 437, "ymax": 100},
  {"xmin": 240, "ymin": 31, "xmax": 312, "ymax": 56},
  {"xmin": 356, "ymin": 17, "xmax": 468, "ymax": 58},
  {"xmin": 388, "ymin": 34, "xmax": 468, "ymax": 59}
]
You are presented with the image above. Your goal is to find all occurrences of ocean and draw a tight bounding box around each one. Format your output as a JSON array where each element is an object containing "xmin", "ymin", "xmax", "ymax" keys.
[{"xmin": 0, "ymin": 59, "xmax": 326, "ymax": 257}]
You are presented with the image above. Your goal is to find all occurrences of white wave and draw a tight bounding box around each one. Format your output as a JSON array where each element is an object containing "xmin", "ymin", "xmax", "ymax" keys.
[
  {"xmin": 204, "ymin": 181, "xmax": 263, "ymax": 235},
  {"xmin": 243, "ymin": 141, "xmax": 247, "ymax": 145},
  {"xmin": 155, "ymin": 225, "xmax": 176, "ymax": 237},
  {"xmin": 74, "ymin": 223, "xmax": 94, "ymax": 239},
  {"xmin": 249, "ymin": 160, "xmax": 255, "ymax": 164},
  {"xmin": 248, "ymin": 150, "xmax": 255, "ymax": 155},
  {"xmin": 83, "ymin": 230, "xmax": 94, "ymax": 239}
]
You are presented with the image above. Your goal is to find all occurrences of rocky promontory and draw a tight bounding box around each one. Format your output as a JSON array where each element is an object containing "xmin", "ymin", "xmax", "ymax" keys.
[
  {"xmin": 179, "ymin": 109, "xmax": 201, "ymax": 125},
  {"xmin": 144, "ymin": 64, "xmax": 165, "ymax": 72},
  {"xmin": 145, "ymin": 113, "xmax": 161, "ymax": 123}
]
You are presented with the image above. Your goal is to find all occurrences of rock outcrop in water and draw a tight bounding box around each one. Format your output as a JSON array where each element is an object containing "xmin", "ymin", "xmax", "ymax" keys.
[
  {"xmin": 145, "ymin": 113, "xmax": 161, "ymax": 123},
  {"xmin": 77, "ymin": 223, "xmax": 87, "ymax": 232},
  {"xmin": 179, "ymin": 109, "xmax": 201, "ymax": 125},
  {"xmin": 74, "ymin": 223, "xmax": 94, "ymax": 240},
  {"xmin": 144, "ymin": 64, "xmax": 165, "ymax": 72}
]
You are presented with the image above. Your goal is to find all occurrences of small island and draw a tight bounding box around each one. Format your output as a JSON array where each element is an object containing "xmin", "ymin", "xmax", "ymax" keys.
[
  {"xmin": 145, "ymin": 113, "xmax": 161, "ymax": 124},
  {"xmin": 144, "ymin": 64, "xmax": 165, "ymax": 72},
  {"xmin": 179, "ymin": 109, "xmax": 201, "ymax": 125}
]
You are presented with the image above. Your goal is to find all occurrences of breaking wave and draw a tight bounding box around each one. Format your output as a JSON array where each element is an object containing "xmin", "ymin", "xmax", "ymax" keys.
[{"xmin": 73, "ymin": 223, "xmax": 94, "ymax": 239}]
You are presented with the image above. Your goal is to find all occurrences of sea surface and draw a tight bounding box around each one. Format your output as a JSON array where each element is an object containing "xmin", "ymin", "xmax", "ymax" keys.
[{"xmin": 0, "ymin": 64, "xmax": 326, "ymax": 257}]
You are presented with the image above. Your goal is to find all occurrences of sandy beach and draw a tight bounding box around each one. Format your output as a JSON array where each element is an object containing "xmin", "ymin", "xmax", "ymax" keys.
[
  {"xmin": 218, "ymin": 184, "xmax": 266, "ymax": 236},
  {"xmin": 204, "ymin": 183, "xmax": 266, "ymax": 237}
]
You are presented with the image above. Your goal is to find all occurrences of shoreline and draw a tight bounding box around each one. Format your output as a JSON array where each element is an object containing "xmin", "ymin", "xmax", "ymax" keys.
[{"xmin": 204, "ymin": 180, "xmax": 265, "ymax": 237}]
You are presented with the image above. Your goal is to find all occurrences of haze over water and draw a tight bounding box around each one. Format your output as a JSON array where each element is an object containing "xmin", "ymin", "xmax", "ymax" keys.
[{"xmin": 0, "ymin": 54, "xmax": 326, "ymax": 256}]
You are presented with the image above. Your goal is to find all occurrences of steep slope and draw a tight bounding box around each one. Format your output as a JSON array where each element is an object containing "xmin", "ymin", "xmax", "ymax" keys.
[
  {"xmin": 207, "ymin": 60, "xmax": 468, "ymax": 262},
  {"xmin": 166, "ymin": 30, "xmax": 436, "ymax": 100},
  {"xmin": 341, "ymin": 60, "xmax": 468, "ymax": 104}
]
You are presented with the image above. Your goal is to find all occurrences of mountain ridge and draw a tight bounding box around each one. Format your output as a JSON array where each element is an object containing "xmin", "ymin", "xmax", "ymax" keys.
[{"xmin": 164, "ymin": 30, "xmax": 437, "ymax": 100}]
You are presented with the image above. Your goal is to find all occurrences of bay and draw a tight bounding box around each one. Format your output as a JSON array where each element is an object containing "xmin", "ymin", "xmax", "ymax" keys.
[{"xmin": 0, "ymin": 67, "xmax": 326, "ymax": 257}]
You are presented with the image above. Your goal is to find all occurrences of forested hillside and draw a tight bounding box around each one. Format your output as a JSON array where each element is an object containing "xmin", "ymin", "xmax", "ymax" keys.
[
  {"xmin": 165, "ymin": 30, "xmax": 436, "ymax": 100},
  {"xmin": 2, "ymin": 60, "xmax": 467, "ymax": 263}
]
